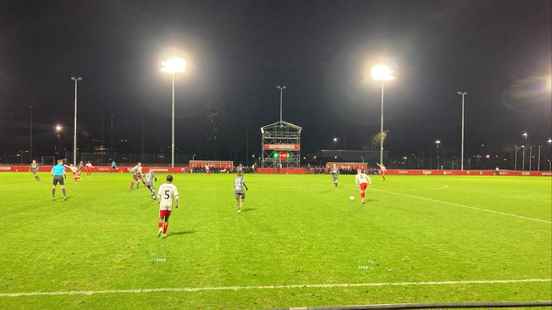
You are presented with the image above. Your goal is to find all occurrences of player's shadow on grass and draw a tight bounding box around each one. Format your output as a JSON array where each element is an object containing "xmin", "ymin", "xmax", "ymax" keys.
[
  {"xmin": 169, "ymin": 230, "xmax": 196, "ymax": 236},
  {"xmin": 242, "ymin": 208, "xmax": 256, "ymax": 213}
]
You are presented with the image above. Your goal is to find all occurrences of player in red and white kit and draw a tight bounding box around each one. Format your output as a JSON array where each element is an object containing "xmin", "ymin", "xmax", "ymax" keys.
[
  {"xmin": 64, "ymin": 164, "xmax": 81, "ymax": 182},
  {"xmin": 85, "ymin": 161, "xmax": 94, "ymax": 175},
  {"xmin": 129, "ymin": 162, "xmax": 143, "ymax": 190},
  {"xmin": 355, "ymin": 169, "xmax": 372, "ymax": 204},
  {"xmin": 156, "ymin": 175, "xmax": 179, "ymax": 238},
  {"xmin": 376, "ymin": 163, "xmax": 387, "ymax": 181}
]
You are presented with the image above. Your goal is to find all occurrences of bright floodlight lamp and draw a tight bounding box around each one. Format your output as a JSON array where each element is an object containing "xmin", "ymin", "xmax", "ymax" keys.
[
  {"xmin": 55, "ymin": 124, "xmax": 63, "ymax": 133},
  {"xmin": 333, "ymin": 137, "xmax": 338, "ymax": 142},
  {"xmin": 371, "ymin": 64, "xmax": 395, "ymax": 81},
  {"xmin": 161, "ymin": 56, "xmax": 187, "ymax": 168},
  {"xmin": 161, "ymin": 57, "xmax": 186, "ymax": 73},
  {"xmin": 522, "ymin": 132, "xmax": 528, "ymax": 138},
  {"xmin": 435, "ymin": 140, "xmax": 441, "ymax": 144},
  {"xmin": 547, "ymin": 138, "xmax": 552, "ymax": 144},
  {"xmin": 370, "ymin": 64, "xmax": 395, "ymax": 166}
]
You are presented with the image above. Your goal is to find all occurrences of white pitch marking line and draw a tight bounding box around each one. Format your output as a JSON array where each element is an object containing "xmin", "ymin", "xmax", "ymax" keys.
[
  {"xmin": 0, "ymin": 278, "xmax": 550, "ymax": 297},
  {"xmin": 373, "ymin": 189, "xmax": 552, "ymax": 224}
]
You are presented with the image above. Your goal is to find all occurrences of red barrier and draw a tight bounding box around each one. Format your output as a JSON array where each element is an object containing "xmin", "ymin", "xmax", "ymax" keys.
[
  {"xmin": 0, "ymin": 165, "xmax": 189, "ymax": 173},
  {"xmin": 1, "ymin": 166, "xmax": 550, "ymax": 176},
  {"xmin": 189, "ymin": 160, "xmax": 233, "ymax": 169},
  {"xmin": 386, "ymin": 169, "xmax": 551, "ymax": 176},
  {"xmin": 256, "ymin": 168, "xmax": 307, "ymax": 174},
  {"xmin": 325, "ymin": 162, "xmax": 368, "ymax": 170}
]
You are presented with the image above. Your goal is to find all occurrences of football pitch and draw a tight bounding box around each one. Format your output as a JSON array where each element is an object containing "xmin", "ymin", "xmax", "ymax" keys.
[{"xmin": 0, "ymin": 172, "xmax": 550, "ymax": 309}]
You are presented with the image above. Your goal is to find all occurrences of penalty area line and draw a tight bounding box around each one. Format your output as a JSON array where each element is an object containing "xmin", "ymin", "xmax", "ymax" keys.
[
  {"xmin": 373, "ymin": 189, "xmax": 552, "ymax": 224},
  {"xmin": 1, "ymin": 278, "xmax": 551, "ymax": 297}
]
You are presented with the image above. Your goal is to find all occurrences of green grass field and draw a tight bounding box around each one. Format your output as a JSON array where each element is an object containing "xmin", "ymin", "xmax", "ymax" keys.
[{"xmin": 0, "ymin": 172, "xmax": 550, "ymax": 309}]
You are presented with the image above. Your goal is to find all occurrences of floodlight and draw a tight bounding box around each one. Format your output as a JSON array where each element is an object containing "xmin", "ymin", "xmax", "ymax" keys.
[
  {"xmin": 161, "ymin": 57, "xmax": 186, "ymax": 73},
  {"xmin": 371, "ymin": 64, "xmax": 395, "ymax": 81}
]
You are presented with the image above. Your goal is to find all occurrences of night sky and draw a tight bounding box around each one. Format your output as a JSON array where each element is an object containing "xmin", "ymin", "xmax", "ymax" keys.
[{"xmin": 1, "ymin": 0, "xmax": 551, "ymax": 162}]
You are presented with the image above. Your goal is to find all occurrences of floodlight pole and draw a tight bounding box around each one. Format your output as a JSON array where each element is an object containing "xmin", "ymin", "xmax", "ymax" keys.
[
  {"xmin": 71, "ymin": 76, "xmax": 82, "ymax": 166},
  {"xmin": 523, "ymin": 145, "xmax": 528, "ymax": 170},
  {"xmin": 537, "ymin": 144, "xmax": 541, "ymax": 171},
  {"xmin": 379, "ymin": 82, "xmax": 384, "ymax": 166},
  {"xmin": 514, "ymin": 145, "xmax": 518, "ymax": 170},
  {"xmin": 529, "ymin": 145, "xmax": 533, "ymax": 171},
  {"xmin": 547, "ymin": 139, "xmax": 552, "ymax": 171},
  {"xmin": 171, "ymin": 73, "xmax": 176, "ymax": 168},
  {"xmin": 457, "ymin": 91, "xmax": 467, "ymax": 170},
  {"xmin": 521, "ymin": 133, "xmax": 528, "ymax": 170},
  {"xmin": 277, "ymin": 85, "xmax": 286, "ymax": 122},
  {"xmin": 29, "ymin": 105, "xmax": 33, "ymax": 161}
]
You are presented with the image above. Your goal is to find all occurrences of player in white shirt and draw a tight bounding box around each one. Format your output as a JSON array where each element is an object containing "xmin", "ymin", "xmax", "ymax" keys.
[
  {"xmin": 355, "ymin": 169, "xmax": 372, "ymax": 204},
  {"xmin": 142, "ymin": 170, "xmax": 158, "ymax": 199},
  {"xmin": 64, "ymin": 164, "xmax": 81, "ymax": 182},
  {"xmin": 330, "ymin": 164, "xmax": 339, "ymax": 188},
  {"xmin": 85, "ymin": 161, "xmax": 94, "ymax": 175},
  {"xmin": 376, "ymin": 163, "xmax": 387, "ymax": 181},
  {"xmin": 156, "ymin": 175, "xmax": 179, "ymax": 238},
  {"xmin": 129, "ymin": 162, "xmax": 143, "ymax": 190},
  {"xmin": 234, "ymin": 170, "xmax": 248, "ymax": 213},
  {"xmin": 30, "ymin": 160, "xmax": 40, "ymax": 181}
]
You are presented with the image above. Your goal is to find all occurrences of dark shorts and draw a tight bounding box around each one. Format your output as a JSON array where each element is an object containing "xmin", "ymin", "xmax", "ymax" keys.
[
  {"xmin": 53, "ymin": 175, "xmax": 65, "ymax": 186},
  {"xmin": 235, "ymin": 192, "xmax": 245, "ymax": 199}
]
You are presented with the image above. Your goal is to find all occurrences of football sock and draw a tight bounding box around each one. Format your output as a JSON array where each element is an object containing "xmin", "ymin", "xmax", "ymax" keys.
[
  {"xmin": 51, "ymin": 188, "xmax": 55, "ymax": 197},
  {"xmin": 62, "ymin": 188, "xmax": 66, "ymax": 197}
]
